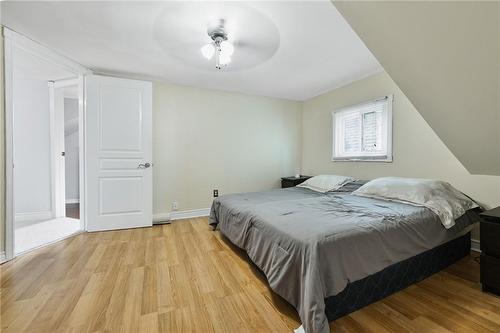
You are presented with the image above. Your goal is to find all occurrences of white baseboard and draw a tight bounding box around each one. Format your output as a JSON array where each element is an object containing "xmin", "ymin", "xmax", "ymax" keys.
[
  {"xmin": 471, "ymin": 238, "xmax": 481, "ymax": 253},
  {"xmin": 170, "ymin": 208, "xmax": 210, "ymax": 220},
  {"xmin": 153, "ymin": 208, "xmax": 210, "ymax": 224},
  {"xmin": 66, "ymin": 199, "xmax": 80, "ymax": 204},
  {"xmin": 0, "ymin": 251, "xmax": 6, "ymax": 264},
  {"xmin": 16, "ymin": 211, "xmax": 53, "ymax": 222}
]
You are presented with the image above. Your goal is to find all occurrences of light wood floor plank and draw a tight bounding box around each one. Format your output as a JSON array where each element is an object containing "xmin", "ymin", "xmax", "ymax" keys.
[{"xmin": 1, "ymin": 217, "xmax": 498, "ymax": 332}]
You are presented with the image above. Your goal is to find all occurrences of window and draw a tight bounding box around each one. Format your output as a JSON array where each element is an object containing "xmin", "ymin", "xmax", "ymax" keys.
[{"xmin": 332, "ymin": 96, "xmax": 393, "ymax": 162}]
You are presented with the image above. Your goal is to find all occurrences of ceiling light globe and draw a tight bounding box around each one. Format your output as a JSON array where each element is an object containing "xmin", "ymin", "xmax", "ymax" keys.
[
  {"xmin": 220, "ymin": 41, "xmax": 234, "ymax": 56},
  {"xmin": 201, "ymin": 44, "xmax": 215, "ymax": 59}
]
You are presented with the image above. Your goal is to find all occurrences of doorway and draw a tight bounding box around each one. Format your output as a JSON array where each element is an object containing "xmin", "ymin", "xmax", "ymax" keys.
[
  {"xmin": 3, "ymin": 28, "xmax": 153, "ymax": 261},
  {"xmin": 12, "ymin": 51, "xmax": 80, "ymax": 254},
  {"xmin": 4, "ymin": 28, "xmax": 88, "ymax": 257}
]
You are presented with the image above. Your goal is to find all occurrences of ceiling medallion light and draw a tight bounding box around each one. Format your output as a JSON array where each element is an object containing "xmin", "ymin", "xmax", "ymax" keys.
[{"xmin": 200, "ymin": 19, "xmax": 234, "ymax": 70}]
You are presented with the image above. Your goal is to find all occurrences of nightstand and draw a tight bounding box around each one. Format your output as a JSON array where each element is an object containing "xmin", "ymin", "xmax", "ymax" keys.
[
  {"xmin": 480, "ymin": 207, "xmax": 500, "ymax": 295},
  {"xmin": 281, "ymin": 175, "xmax": 311, "ymax": 188}
]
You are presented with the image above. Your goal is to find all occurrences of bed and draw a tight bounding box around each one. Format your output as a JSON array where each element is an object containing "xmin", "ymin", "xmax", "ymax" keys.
[{"xmin": 209, "ymin": 180, "xmax": 481, "ymax": 333}]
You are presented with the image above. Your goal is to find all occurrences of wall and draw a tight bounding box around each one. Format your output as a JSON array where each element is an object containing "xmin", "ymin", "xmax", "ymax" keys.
[
  {"xmin": 0, "ymin": 27, "xmax": 5, "ymax": 253},
  {"xmin": 13, "ymin": 77, "xmax": 52, "ymax": 220},
  {"xmin": 302, "ymin": 72, "xmax": 500, "ymax": 240},
  {"xmin": 333, "ymin": 1, "xmax": 500, "ymax": 175},
  {"xmin": 64, "ymin": 98, "xmax": 79, "ymax": 202},
  {"xmin": 153, "ymin": 83, "xmax": 302, "ymax": 215}
]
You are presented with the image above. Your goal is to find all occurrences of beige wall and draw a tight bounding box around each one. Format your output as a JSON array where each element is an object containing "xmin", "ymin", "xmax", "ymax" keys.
[
  {"xmin": 333, "ymin": 1, "xmax": 500, "ymax": 176},
  {"xmin": 153, "ymin": 72, "xmax": 498, "ymax": 239},
  {"xmin": 302, "ymin": 72, "xmax": 500, "ymax": 240},
  {"xmin": 153, "ymin": 82, "xmax": 302, "ymax": 215},
  {"xmin": 0, "ymin": 27, "xmax": 5, "ymax": 254}
]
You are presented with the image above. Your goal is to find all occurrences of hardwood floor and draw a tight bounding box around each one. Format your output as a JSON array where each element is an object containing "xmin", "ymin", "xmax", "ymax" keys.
[
  {"xmin": 65, "ymin": 203, "xmax": 80, "ymax": 219},
  {"xmin": 1, "ymin": 217, "xmax": 499, "ymax": 333}
]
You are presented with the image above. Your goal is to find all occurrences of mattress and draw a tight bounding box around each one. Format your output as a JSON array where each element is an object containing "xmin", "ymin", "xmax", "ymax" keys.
[{"xmin": 209, "ymin": 182, "xmax": 480, "ymax": 333}]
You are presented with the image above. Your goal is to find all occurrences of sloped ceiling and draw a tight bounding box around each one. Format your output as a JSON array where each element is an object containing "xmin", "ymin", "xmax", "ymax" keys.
[{"xmin": 333, "ymin": 1, "xmax": 500, "ymax": 175}]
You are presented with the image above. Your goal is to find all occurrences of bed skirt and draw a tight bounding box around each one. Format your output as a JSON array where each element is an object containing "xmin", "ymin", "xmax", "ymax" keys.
[{"xmin": 324, "ymin": 232, "xmax": 471, "ymax": 321}]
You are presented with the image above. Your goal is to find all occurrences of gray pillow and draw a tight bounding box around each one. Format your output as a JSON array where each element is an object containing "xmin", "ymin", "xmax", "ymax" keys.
[{"xmin": 353, "ymin": 177, "xmax": 478, "ymax": 229}]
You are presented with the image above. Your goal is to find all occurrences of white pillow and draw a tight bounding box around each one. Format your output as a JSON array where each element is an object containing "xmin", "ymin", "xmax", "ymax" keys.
[
  {"xmin": 353, "ymin": 177, "xmax": 478, "ymax": 229},
  {"xmin": 297, "ymin": 174, "xmax": 354, "ymax": 193}
]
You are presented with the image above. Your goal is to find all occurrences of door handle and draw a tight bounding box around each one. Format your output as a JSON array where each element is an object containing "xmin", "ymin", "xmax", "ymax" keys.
[{"xmin": 138, "ymin": 162, "xmax": 151, "ymax": 169}]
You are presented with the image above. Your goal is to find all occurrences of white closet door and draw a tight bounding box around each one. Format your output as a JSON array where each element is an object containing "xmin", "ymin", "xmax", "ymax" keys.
[{"xmin": 85, "ymin": 75, "xmax": 152, "ymax": 231}]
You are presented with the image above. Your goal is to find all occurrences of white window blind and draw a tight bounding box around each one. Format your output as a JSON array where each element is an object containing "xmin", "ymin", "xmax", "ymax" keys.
[{"xmin": 332, "ymin": 96, "xmax": 393, "ymax": 162}]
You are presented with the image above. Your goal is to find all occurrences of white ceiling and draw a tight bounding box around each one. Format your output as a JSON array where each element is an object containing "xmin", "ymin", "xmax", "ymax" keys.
[
  {"xmin": 13, "ymin": 44, "xmax": 76, "ymax": 81},
  {"xmin": 1, "ymin": 1, "xmax": 382, "ymax": 101}
]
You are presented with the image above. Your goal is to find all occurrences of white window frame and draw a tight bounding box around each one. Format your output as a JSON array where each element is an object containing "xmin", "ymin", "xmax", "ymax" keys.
[{"xmin": 332, "ymin": 95, "xmax": 393, "ymax": 162}]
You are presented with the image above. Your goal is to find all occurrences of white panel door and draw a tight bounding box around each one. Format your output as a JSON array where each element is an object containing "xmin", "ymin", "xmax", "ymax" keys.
[{"xmin": 85, "ymin": 75, "xmax": 152, "ymax": 231}]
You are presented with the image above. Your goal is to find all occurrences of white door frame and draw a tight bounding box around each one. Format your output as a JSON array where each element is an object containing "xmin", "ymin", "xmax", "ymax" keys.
[
  {"xmin": 49, "ymin": 81, "xmax": 64, "ymax": 218},
  {"xmin": 3, "ymin": 28, "xmax": 90, "ymax": 261}
]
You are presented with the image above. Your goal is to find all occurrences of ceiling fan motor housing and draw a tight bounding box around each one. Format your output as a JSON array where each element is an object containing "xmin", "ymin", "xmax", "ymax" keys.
[{"xmin": 207, "ymin": 18, "xmax": 228, "ymax": 42}]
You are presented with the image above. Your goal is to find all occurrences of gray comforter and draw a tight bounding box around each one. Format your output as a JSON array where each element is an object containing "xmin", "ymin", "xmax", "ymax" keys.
[{"xmin": 209, "ymin": 182, "xmax": 479, "ymax": 333}]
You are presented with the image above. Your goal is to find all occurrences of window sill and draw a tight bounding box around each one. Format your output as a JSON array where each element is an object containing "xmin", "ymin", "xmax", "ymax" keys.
[{"xmin": 332, "ymin": 157, "xmax": 393, "ymax": 163}]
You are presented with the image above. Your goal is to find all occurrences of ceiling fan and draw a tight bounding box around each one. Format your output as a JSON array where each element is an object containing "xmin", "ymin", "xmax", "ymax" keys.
[
  {"xmin": 153, "ymin": 2, "xmax": 280, "ymax": 71},
  {"xmin": 200, "ymin": 19, "xmax": 234, "ymax": 70}
]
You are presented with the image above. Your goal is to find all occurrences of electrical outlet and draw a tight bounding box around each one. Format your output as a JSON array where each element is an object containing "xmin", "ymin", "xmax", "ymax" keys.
[
  {"xmin": 213, "ymin": 189, "xmax": 218, "ymax": 198},
  {"xmin": 172, "ymin": 201, "xmax": 179, "ymax": 211}
]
